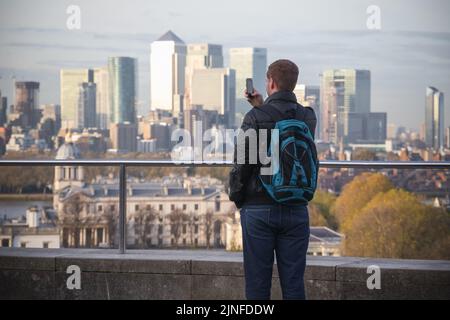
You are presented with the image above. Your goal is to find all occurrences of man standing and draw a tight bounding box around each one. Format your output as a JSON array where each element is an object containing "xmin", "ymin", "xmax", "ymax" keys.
[{"xmin": 229, "ymin": 59, "xmax": 317, "ymax": 300}]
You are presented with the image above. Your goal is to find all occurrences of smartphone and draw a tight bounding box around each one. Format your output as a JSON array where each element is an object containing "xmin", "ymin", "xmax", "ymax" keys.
[{"xmin": 246, "ymin": 78, "xmax": 254, "ymax": 97}]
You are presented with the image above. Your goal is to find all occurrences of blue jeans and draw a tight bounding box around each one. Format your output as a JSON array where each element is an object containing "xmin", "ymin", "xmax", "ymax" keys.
[{"xmin": 240, "ymin": 204, "xmax": 310, "ymax": 300}]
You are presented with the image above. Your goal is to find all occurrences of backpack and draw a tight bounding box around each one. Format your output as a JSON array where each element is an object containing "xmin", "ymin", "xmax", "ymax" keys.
[{"xmin": 258, "ymin": 104, "xmax": 319, "ymax": 204}]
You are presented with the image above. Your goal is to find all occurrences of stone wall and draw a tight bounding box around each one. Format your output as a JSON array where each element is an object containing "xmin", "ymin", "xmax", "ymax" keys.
[{"xmin": 0, "ymin": 248, "xmax": 449, "ymax": 299}]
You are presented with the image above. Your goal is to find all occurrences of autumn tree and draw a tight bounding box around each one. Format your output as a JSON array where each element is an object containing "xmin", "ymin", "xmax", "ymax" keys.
[
  {"xmin": 334, "ymin": 172, "xmax": 394, "ymax": 233},
  {"xmin": 309, "ymin": 190, "xmax": 338, "ymax": 228},
  {"xmin": 352, "ymin": 148, "xmax": 377, "ymax": 161},
  {"xmin": 343, "ymin": 189, "xmax": 450, "ymax": 260}
]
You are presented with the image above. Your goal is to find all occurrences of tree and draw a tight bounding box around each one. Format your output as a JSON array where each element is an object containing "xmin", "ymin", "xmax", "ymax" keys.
[
  {"xmin": 352, "ymin": 148, "xmax": 377, "ymax": 161},
  {"xmin": 103, "ymin": 206, "xmax": 118, "ymax": 248},
  {"xmin": 309, "ymin": 190, "xmax": 338, "ymax": 229},
  {"xmin": 204, "ymin": 210, "xmax": 214, "ymax": 249},
  {"xmin": 334, "ymin": 172, "xmax": 394, "ymax": 233},
  {"xmin": 134, "ymin": 206, "xmax": 157, "ymax": 248},
  {"xmin": 343, "ymin": 189, "xmax": 450, "ymax": 260},
  {"xmin": 168, "ymin": 209, "xmax": 189, "ymax": 248}
]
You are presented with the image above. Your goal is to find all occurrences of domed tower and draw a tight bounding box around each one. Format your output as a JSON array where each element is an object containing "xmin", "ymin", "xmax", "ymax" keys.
[{"xmin": 54, "ymin": 134, "xmax": 84, "ymax": 192}]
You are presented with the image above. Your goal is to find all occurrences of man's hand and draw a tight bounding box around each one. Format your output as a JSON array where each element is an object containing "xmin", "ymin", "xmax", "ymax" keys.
[{"xmin": 245, "ymin": 89, "xmax": 263, "ymax": 107}]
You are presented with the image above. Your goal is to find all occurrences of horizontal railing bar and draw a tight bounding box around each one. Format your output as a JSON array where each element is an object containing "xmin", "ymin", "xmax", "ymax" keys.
[{"xmin": 0, "ymin": 160, "xmax": 449, "ymax": 168}]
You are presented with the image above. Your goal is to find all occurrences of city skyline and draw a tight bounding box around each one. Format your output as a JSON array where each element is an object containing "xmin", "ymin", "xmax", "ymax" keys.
[{"xmin": 0, "ymin": 0, "xmax": 449, "ymax": 131}]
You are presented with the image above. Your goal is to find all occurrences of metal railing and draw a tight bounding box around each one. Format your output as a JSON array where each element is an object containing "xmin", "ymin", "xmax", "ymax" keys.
[{"xmin": 1, "ymin": 159, "xmax": 449, "ymax": 253}]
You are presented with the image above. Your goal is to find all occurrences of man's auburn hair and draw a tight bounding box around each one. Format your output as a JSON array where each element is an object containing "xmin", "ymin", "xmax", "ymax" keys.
[{"xmin": 266, "ymin": 59, "xmax": 299, "ymax": 92}]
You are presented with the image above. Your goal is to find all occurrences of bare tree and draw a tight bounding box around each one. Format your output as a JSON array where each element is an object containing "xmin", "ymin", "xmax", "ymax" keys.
[
  {"xmin": 168, "ymin": 209, "xmax": 189, "ymax": 248},
  {"xmin": 187, "ymin": 211, "xmax": 197, "ymax": 248},
  {"xmin": 104, "ymin": 204, "xmax": 118, "ymax": 248},
  {"xmin": 134, "ymin": 206, "xmax": 157, "ymax": 248},
  {"xmin": 204, "ymin": 210, "xmax": 214, "ymax": 249}
]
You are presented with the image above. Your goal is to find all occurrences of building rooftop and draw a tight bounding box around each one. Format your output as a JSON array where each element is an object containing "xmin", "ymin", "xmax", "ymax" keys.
[
  {"xmin": 156, "ymin": 30, "xmax": 184, "ymax": 43},
  {"xmin": 55, "ymin": 142, "xmax": 81, "ymax": 160}
]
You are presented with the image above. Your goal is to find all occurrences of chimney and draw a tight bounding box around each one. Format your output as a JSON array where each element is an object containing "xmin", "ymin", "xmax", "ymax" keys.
[{"xmin": 26, "ymin": 208, "xmax": 39, "ymax": 228}]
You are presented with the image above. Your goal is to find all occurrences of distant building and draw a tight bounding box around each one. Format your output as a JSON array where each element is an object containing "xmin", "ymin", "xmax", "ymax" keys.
[
  {"xmin": 148, "ymin": 122, "xmax": 171, "ymax": 151},
  {"xmin": 0, "ymin": 206, "xmax": 60, "ymax": 249},
  {"xmin": 184, "ymin": 43, "xmax": 223, "ymax": 109},
  {"xmin": 320, "ymin": 69, "xmax": 371, "ymax": 144},
  {"xmin": 6, "ymin": 132, "xmax": 34, "ymax": 151},
  {"xmin": 150, "ymin": 31, "xmax": 186, "ymax": 114},
  {"xmin": 94, "ymin": 67, "xmax": 110, "ymax": 130},
  {"xmin": 40, "ymin": 104, "xmax": 61, "ymax": 133},
  {"xmin": 229, "ymin": 47, "xmax": 267, "ymax": 115},
  {"xmin": 76, "ymin": 82, "xmax": 96, "ymax": 129},
  {"xmin": 425, "ymin": 86, "xmax": 444, "ymax": 150},
  {"xmin": 183, "ymin": 105, "xmax": 220, "ymax": 141},
  {"xmin": 60, "ymin": 69, "xmax": 93, "ymax": 129},
  {"xmin": 9, "ymin": 81, "xmax": 40, "ymax": 129},
  {"xmin": 0, "ymin": 91, "xmax": 7, "ymax": 126},
  {"xmin": 108, "ymin": 57, "xmax": 137, "ymax": 124},
  {"xmin": 308, "ymin": 227, "xmax": 343, "ymax": 256},
  {"xmin": 364, "ymin": 112, "xmax": 387, "ymax": 142},
  {"xmin": 446, "ymin": 127, "xmax": 450, "ymax": 149},
  {"xmin": 137, "ymin": 138, "xmax": 157, "ymax": 153},
  {"xmin": 190, "ymin": 68, "xmax": 236, "ymax": 127},
  {"xmin": 387, "ymin": 123, "xmax": 396, "ymax": 140},
  {"xmin": 294, "ymin": 84, "xmax": 320, "ymax": 138},
  {"xmin": 53, "ymin": 141, "xmax": 237, "ymax": 249},
  {"xmin": 110, "ymin": 122, "xmax": 138, "ymax": 152}
]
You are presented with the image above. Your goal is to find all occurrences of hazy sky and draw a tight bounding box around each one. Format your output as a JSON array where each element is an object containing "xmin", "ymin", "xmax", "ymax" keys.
[{"xmin": 0, "ymin": 0, "xmax": 449, "ymax": 130}]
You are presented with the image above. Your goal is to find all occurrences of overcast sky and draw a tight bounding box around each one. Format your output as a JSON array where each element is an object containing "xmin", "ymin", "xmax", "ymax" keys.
[{"xmin": 0, "ymin": 0, "xmax": 449, "ymax": 130}]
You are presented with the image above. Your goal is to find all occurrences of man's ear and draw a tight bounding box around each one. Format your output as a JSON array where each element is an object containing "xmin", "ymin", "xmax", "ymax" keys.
[{"xmin": 270, "ymin": 77, "xmax": 277, "ymax": 91}]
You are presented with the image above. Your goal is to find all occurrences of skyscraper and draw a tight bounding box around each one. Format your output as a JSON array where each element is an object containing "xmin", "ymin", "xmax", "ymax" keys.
[
  {"xmin": 108, "ymin": 57, "xmax": 136, "ymax": 124},
  {"xmin": 60, "ymin": 69, "xmax": 93, "ymax": 129},
  {"xmin": 184, "ymin": 43, "xmax": 223, "ymax": 109},
  {"xmin": 320, "ymin": 69, "xmax": 371, "ymax": 144},
  {"xmin": 110, "ymin": 122, "xmax": 137, "ymax": 152},
  {"xmin": 41, "ymin": 104, "xmax": 61, "ymax": 133},
  {"xmin": 12, "ymin": 81, "xmax": 40, "ymax": 128},
  {"xmin": 150, "ymin": 31, "xmax": 186, "ymax": 114},
  {"xmin": 76, "ymin": 82, "xmax": 96, "ymax": 129},
  {"xmin": 229, "ymin": 47, "xmax": 267, "ymax": 114},
  {"xmin": 0, "ymin": 91, "xmax": 6, "ymax": 126},
  {"xmin": 294, "ymin": 84, "xmax": 306, "ymax": 103},
  {"xmin": 190, "ymin": 68, "xmax": 236, "ymax": 127},
  {"xmin": 446, "ymin": 127, "xmax": 450, "ymax": 149},
  {"xmin": 94, "ymin": 67, "xmax": 110, "ymax": 130},
  {"xmin": 425, "ymin": 86, "xmax": 444, "ymax": 150},
  {"xmin": 294, "ymin": 84, "xmax": 320, "ymax": 138}
]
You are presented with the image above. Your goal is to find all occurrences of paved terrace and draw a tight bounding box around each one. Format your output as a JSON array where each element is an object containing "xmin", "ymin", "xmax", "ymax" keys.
[{"xmin": 0, "ymin": 248, "xmax": 449, "ymax": 299}]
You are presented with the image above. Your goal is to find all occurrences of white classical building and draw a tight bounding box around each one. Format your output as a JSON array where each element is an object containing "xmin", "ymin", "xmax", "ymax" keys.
[
  {"xmin": 53, "ymin": 141, "xmax": 238, "ymax": 249},
  {"xmin": 0, "ymin": 206, "xmax": 60, "ymax": 249}
]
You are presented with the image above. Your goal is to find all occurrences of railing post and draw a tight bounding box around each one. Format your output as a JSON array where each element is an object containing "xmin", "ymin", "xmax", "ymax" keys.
[{"xmin": 119, "ymin": 164, "xmax": 127, "ymax": 254}]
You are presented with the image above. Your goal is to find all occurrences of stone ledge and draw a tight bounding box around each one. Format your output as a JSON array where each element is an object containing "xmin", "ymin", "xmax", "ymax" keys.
[{"xmin": 0, "ymin": 248, "xmax": 449, "ymax": 300}]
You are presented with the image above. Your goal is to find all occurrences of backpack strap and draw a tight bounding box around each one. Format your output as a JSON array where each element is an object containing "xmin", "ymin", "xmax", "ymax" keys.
[{"xmin": 294, "ymin": 103, "xmax": 306, "ymax": 122}]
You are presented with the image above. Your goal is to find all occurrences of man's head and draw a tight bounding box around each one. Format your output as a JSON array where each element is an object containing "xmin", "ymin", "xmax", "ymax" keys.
[{"xmin": 265, "ymin": 59, "xmax": 299, "ymax": 96}]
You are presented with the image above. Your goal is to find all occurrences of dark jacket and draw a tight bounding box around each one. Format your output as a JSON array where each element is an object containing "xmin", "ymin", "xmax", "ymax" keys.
[{"xmin": 229, "ymin": 90, "xmax": 317, "ymax": 208}]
